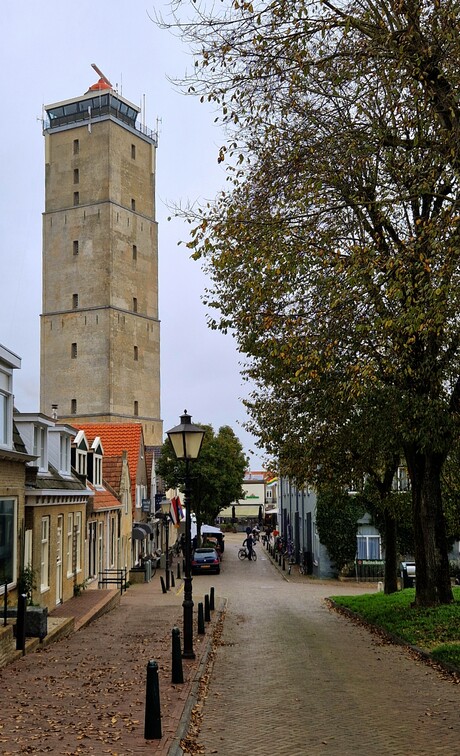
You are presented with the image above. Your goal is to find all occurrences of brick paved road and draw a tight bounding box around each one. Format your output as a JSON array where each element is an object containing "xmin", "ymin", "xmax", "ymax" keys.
[
  {"xmin": 0, "ymin": 578, "xmax": 220, "ymax": 755},
  {"xmin": 187, "ymin": 534, "xmax": 460, "ymax": 756}
]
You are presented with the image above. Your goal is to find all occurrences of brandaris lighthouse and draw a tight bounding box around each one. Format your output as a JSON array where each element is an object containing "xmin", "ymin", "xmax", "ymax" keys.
[{"xmin": 40, "ymin": 66, "xmax": 162, "ymax": 446}]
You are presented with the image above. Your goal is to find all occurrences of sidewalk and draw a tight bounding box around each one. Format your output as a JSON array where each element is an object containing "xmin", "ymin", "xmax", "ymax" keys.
[{"xmin": 0, "ymin": 569, "xmax": 223, "ymax": 755}]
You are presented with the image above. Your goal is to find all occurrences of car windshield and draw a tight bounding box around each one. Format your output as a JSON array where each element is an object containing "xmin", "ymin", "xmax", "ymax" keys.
[{"xmin": 195, "ymin": 548, "xmax": 215, "ymax": 554}]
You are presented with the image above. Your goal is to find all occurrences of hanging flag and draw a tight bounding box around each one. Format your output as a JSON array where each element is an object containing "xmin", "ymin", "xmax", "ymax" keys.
[
  {"xmin": 176, "ymin": 497, "xmax": 184, "ymax": 521},
  {"xmin": 170, "ymin": 497, "xmax": 179, "ymax": 526}
]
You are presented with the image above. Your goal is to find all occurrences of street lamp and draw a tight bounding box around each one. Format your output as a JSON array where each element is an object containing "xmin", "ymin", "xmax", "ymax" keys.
[{"xmin": 167, "ymin": 410, "xmax": 205, "ymax": 659}]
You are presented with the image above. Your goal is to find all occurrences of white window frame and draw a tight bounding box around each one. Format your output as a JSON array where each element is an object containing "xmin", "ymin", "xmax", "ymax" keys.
[
  {"xmin": 77, "ymin": 449, "xmax": 87, "ymax": 476},
  {"xmin": 59, "ymin": 434, "xmax": 71, "ymax": 475},
  {"xmin": 357, "ymin": 535, "xmax": 382, "ymax": 560},
  {"xmin": 94, "ymin": 454, "xmax": 102, "ymax": 487},
  {"xmin": 75, "ymin": 512, "xmax": 82, "ymax": 573},
  {"xmin": 40, "ymin": 516, "xmax": 50, "ymax": 591},
  {"xmin": 66, "ymin": 513, "xmax": 74, "ymax": 576},
  {"xmin": 33, "ymin": 425, "xmax": 47, "ymax": 471}
]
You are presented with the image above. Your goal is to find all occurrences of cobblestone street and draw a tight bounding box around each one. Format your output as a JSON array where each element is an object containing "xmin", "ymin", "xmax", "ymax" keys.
[{"xmin": 185, "ymin": 534, "xmax": 460, "ymax": 756}]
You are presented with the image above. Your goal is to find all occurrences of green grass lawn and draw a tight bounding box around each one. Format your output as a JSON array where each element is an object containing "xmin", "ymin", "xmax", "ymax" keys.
[{"xmin": 330, "ymin": 587, "xmax": 460, "ymax": 669}]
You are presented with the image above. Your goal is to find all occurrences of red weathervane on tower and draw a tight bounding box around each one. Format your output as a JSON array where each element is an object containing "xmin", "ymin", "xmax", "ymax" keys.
[{"xmin": 88, "ymin": 63, "xmax": 112, "ymax": 91}]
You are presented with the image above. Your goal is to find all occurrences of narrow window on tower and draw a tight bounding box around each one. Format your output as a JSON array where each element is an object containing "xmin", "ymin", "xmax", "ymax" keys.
[
  {"xmin": 131, "ymin": 198, "xmax": 136, "ymax": 211},
  {"xmin": 71, "ymin": 342, "xmax": 77, "ymax": 359},
  {"xmin": 73, "ymin": 240, "xmax": 79, "ymax": 256},
  {"xmin": 74, "ymin": 191, "xmax": 79, "ymax": 206},
  {"xmin": 73, "ymin": 168, "xmax": 79, "ymax": 184},
  {"xmin": 134, "ymin": 346, "xmax": 138, "ymax": 361},
  {"xmin": 131, "ymin": 144, "xmax": 136, "ymax": 159},
  {"xmin": 134, "ymin": 401, "xmax": 139, "ymax": 416},
  {"xmin": 132, "ymin": 244, "xmax": 137, "ymax": 260},
  {"xmin": 73, "ymin": 139, "xmax": 79, "ymax": 155},
  {"xmin": 71, "ymin": 399, "xmax": 77, "ymax": 414},
  {"xmin": 72, "ymin": 294, "xmax": 79, "ymax": 309},
  {"xmin": 133, "ymin": 297, "xmax": 138, "ymax": 313}
]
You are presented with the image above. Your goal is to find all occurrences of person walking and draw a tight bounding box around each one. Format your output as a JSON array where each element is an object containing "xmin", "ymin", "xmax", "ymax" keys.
[{"xmin": 246, "ymin": 532, "xmax": 254, "ymax": 561}]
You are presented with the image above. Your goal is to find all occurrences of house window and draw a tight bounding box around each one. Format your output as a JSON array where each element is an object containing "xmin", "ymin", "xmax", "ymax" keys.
[
  {"xmin": 59, "ymin": 435, "xmax": 71, "ymax": 474},
  {"xmin": 134, "ymin": 401, "xmax": 139, "ymax": 416},
  {"xmin": 133, "ymin": 297, "xmax": 138, "ymax": 313},
  {"xmin": 76, "ymin": 448, "xmax": 87, "ymax": 476},
  {"xmin": 71, "ymin": 342, "xmax": 77, "ymax": 359},
  {"xmin": 73, "ymin": 139, "xmax": 79, "ymax": 155},
  {"xmin": 131, "ymin": 198, "xmax": 136, "ymax": 211},
  {"xmin": 110, "ymin": 516, "xmax": 116, "ymax": 567},
  {"xmin": 0, "ymin": 499, "xmax": 16, "ymax": 588},
  {"xmin": 66, "ymin": 513, "xmax": 74, "ymax": 576},
  {"xmin": 0, "ymin": 392, "xmax": 10, "ymax": 447},
  {"xmin": 73, "ymin": 240, "xmax": 79, "ymax": 256},
  {"xmin": 72, "ymin": 293, "xmax": 79, "ymax": 309},
  {"xmin": 134, "ymin": 346, "xmax": 138, "ymax": 361},
  {"xmin": 41, "ymin": 516, "xmax": 50, "ymax": 590},
  {"xmin": 71, "ymin": 398, "xmax": 77, "ymax": 414},
  {"xmin": 33, "ymin": 425, "xmax": 46, "ymax": 471},
  {"xmin": 75, "ymin": 512, "xmax": 82, "ymax": 572},
  {"xmin": 73, "ymin": 191, "xmax": 80, "ymax": 206},
  {"xmin": 357, "ymin": 535, "xmax": 381, "ymax": 560},
  {"xmin": 132, "ymin": 244, "xmax": 137, "ymax": 260},
  {"xmin": 94, "ymin": 454, "xmax": 102, "ymax": 487},
  {"xmin": 73, "ymin": 168, "xmax": 79, "ymax": 184},
  {"xmin": 131, "ymin": 144, "xmax": 136, "ymax": 159}
]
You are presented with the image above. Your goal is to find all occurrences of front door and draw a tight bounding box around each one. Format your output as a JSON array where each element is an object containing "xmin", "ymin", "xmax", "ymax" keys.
[{"xmin": 56, "ymin": 515, "xmax": 63, "ymax": 604}]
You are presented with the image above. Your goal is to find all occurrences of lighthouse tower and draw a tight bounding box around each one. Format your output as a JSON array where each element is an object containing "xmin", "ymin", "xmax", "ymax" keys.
[{"xmin": 40, "ymin": 67, "xmax": 162, "ymax": 446}]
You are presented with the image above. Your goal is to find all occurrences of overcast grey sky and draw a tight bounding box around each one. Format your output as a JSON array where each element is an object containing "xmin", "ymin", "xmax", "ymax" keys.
[{"xmin": 0, "ymin": 1, "xmax": 265, "ymax": 468}]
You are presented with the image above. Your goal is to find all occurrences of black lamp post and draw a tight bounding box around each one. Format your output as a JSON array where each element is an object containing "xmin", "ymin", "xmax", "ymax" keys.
[{"xmin": 167, "ymin": 411, "xmax": 205, "ymax": 659}]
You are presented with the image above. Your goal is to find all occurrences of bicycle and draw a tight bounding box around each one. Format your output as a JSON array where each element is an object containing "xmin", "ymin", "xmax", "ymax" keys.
[{"xmin": 238, "ymin": 546, "xmax": 257, "ymax": 561}]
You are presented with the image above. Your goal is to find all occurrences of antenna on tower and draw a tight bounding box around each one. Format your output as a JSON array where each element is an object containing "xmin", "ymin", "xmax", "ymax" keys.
[{"xmin": 91, "ymin": 63, "xmax": 112, "ymax": 88}]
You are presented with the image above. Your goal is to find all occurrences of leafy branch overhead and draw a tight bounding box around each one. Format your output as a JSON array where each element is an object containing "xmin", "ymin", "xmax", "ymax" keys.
[{"xmin": 163, "ymin": 0, "xmax": 460, "ymax": 606}]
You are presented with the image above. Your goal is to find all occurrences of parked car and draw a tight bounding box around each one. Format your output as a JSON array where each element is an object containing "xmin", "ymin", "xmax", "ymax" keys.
[{"xmin": 191, "ymin": 547, "xmax": 221, "ymax": 575}]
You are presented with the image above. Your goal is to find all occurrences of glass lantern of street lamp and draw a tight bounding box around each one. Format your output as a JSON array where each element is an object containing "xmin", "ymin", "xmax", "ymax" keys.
[{"xmin": 166, "ymin": 411, "xmax": 205, "ymax": 460}]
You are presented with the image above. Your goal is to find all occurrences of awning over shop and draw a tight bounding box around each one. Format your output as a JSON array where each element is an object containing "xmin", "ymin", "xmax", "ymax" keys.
[
  {"xmin": 135, "ymin": 522, "xmax": 154, "ymax": 535},
  {"xmin": 219, "ymin": 505, "xmax": 261, "ymax": 518},
  {"xmin": 132, "ymin": 526, "xmax": 147, "ymax": 540}
]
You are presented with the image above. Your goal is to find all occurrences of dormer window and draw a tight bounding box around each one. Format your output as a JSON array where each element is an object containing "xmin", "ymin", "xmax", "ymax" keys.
[
  {"xmin": 0, "ymin": 351, "xmax": 16, "ymax": 449},
  {"xmin": 0, "ymin": 391, "xmax": 10, "ymax": 447},
  {"xmin": 94, "ymin": 454, "xmax": 102, "ymax": 486},
  {"xmin": 77, "ymin": 448, "xmax": 87, "ymax": 476},
  {"xmin": 33, "ymin": 425, "xmax": 47, "ymax": 471},
  {"xmin": 88, "ymin": 437, "xmax": 103, "ymax": 487},
  {"xmin": 72, "ymin": 430, "xmax": 88, "ymax": 477},
  {"xmin": 60, "ymin": 435, "xmax": 71, "ymax": 475}
]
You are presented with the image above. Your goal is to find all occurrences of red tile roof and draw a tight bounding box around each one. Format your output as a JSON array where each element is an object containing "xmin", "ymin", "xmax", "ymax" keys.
[
  {"xmin": 87, "ymin": 481, "xmax": 121, "ymax": 512},
  {"xmin": 75, "ymin": 423, "xmax": 144, "ymax": 506}
]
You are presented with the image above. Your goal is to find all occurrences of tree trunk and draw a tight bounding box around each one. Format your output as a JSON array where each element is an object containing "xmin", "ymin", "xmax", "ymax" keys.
[
  {"xmin": 405, "ymin": 446, "xmax": 453, "ymax": 606},
  {"xmin": 383, "ymin": 511, "xmax": 399, "ymax": 594}
]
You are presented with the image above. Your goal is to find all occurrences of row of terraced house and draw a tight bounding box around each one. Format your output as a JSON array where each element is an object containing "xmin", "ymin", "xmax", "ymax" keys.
[{"xmin": 0, "ymin": 343, "xmax": 166, "ymax": 613}]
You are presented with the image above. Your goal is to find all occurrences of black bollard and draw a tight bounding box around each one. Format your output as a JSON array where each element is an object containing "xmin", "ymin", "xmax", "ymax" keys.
[
  {"xmin": 171, "ymin": 627, "xmax": 184, "ymax": 684},
  {"xmin": 209, "ymin": 586, "xmax": 215, "ymax": 611},
  {"xmin": 3, "ymin": 582, "xmax": 7, "ymax": 627},
  {"xmin": 282, "ymin": 557, "xmax": 286, "ymax": 571},
  {"xmin": 144, "ymin": 660, "xmax": 162, "ymax": 739},
  {"xmin": 197, "ymin": 602, "xmax": 205, "ymax": 634},
  {"xmin": 16, "ymin": 593, "xmax": 27, "ymax": 653},
  {"xmin": 170, "ymin": 570, "xmax": 175, "ymax": 588},
  {"xmin": 176, "ymin": 562, "xmax": 181, "ymax": 580},
  {"xmin": 160, "ymin": 576, "xmax": 167, "ymax": 594},
  {"xmin": 204, "ymin": 594, "xmax": 211, "ymax": 622}
]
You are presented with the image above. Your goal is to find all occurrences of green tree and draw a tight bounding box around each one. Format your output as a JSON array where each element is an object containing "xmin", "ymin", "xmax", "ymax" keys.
[
  {"xmin": 157, "ymin": 424, "xmax": 247, "ymax": 538},
  {"xmin": 316, "ymin": 488, "xmax": 366, "ymax": 575},
  {"xmin": 163, "ymin": 0, "xmax": 460, "ymax": 605}
]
